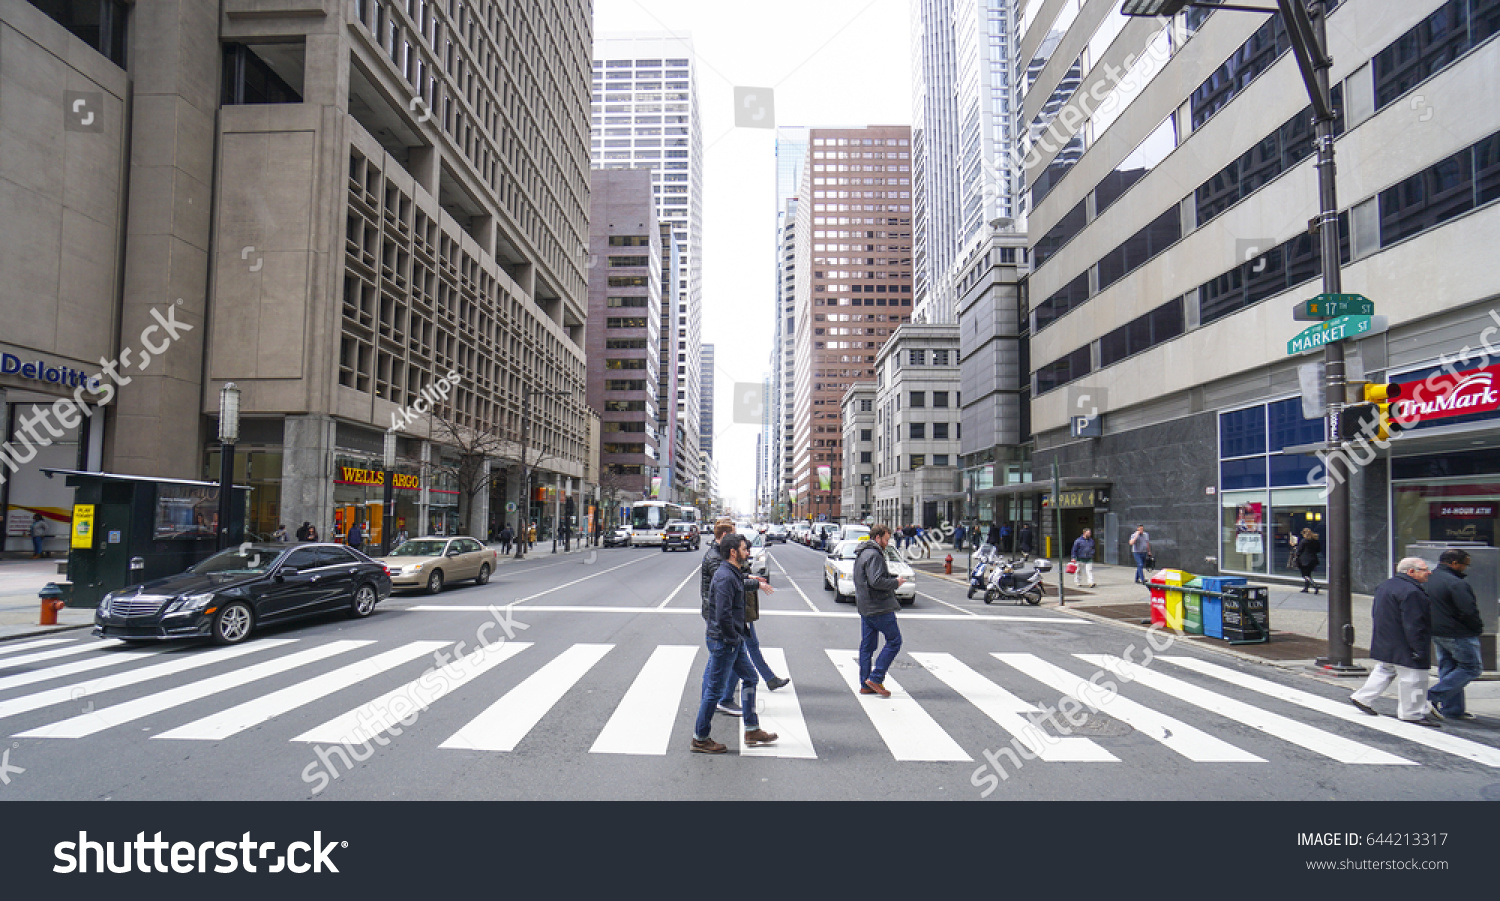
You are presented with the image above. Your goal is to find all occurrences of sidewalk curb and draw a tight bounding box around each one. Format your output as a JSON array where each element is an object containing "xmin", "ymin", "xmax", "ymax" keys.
[{"xmin": 0, "ymin": 622, "xmax": 92, "ymax": 643}]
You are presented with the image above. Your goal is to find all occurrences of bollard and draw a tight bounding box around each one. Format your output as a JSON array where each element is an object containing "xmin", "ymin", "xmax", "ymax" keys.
[
  {"xmin": 944, "ymin": 554, "xmax": 953, "ymax": 575},
  {"xmin": 39, "ymin": 583, "xmax": 66, "ymax": 626}
]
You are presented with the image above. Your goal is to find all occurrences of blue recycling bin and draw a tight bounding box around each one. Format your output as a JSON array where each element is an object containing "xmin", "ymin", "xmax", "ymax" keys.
[{"xmin": 1198, "ymin": 576, "xmax": 1247, "ymax": 639}]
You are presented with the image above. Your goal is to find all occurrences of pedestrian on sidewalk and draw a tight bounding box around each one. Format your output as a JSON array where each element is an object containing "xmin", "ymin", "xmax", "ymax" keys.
[
  {"xmin": 1000, "ymin": 522, "xmax": 1013, "ymax": 553},
  {"xmin": 1351, "ymin": 557, "xmax": 1440, "ymax": 727},
  {"xmin": 1070, "ymin": 529, "xmax": 1097, "ymax": 588},
  {"xmin": 953, "ymin": 524, "xmax": 966, "ymax": 552},
  {"xmin": 1427, "ymin": 549, "xmax": 1483, "ymax": 722},
  {"xmin": 986, "ymin": 521, "xmax": 1001, "ymax": 549},
  {"xmin": 1017, "ymin": 523, "xmax": 1034, "ymax": 558},
  {"xmin": 296, "ymin": 522, "xmax": 312, "ymax": 541},
  {"xmin": 560, "ymin": 521, "xmax": 572, "ymax": 552},
  {"xmin": 691, "ymin": 532, "xmax": 778, "ymax": 753},
  {"xmin": 29, "ymin": 513, "xmax": 49, "ymax": 558},
  {"xmin": 1291, "ymin": 528, "xmax": 1321, "ymax": 593},
  {"xmin": 854, "ymin": 524, "xmax": 907, "ymax": 698},
  {"xmin": 347, "ymin": 521, "xmax": 364, "ymax": 552},
  {"xmin": 272, "ymin": 524, "xmax": 288, "ymax": 542},
  {"xmin": 1130, "ymin": 525, "xmax": 1152, "ymax": 584},
  {"xmin": 498, "ymin": 523, "xmax": 513, "ymax": 555}
]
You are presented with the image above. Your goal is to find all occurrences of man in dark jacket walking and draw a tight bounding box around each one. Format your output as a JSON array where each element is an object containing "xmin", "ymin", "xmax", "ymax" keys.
[
  {"xmin": 854, "ymin": 524, "xmax": 907, "ymax": 697},
  {"xmin": 691, "ymin": 532, "xmax": 778, "ymax": 753},
  {"xmin": 1351, "ymin": 557, "xmax": 1440, "ymax": 726},
  {"xmin": 1427, "ymin": 549, "xmax": 1484, "ymax": 721}
]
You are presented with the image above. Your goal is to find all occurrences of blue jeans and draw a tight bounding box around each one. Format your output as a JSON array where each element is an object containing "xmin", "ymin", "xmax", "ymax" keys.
[
  {"xmin": 694, "ymin": 636, "xmax": 759, "ymax": 739},
  {"xmin": 32, "ymin": 536, "xmax": 44, "ymax": 557},
  {"xmin": 1133, "ymin": 551, "xmax": 1148, "ymax": 582},
  {"xmin": 722, "ymin": 623, "xmax": 777, "ymax": 703},
  {"xmin": 859, "ymin": 612, "xmax": 903, "ymax": 686},
  {"xmin": 1428, "ymin": 635, "xmax": 1483, "ymax": 716}
]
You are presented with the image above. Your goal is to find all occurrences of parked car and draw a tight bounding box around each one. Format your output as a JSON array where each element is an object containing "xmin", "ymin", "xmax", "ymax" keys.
[
  {"xmin": 766, "ymin": 524, "xmax": 788, "ymax": 543},
  {"xmin": 663, "ymin": 521, "xmax": 701, "ymax": 551},
  {"xmin": 840, "ymin": 523, "xmax": 871, "ymax": 544},
  {"xmin": 823, "ymin": 539, "xmax": 916, "ymax": 605},
  {"xmin": 604, "ymin": 526, "xmax": 632, "ymax": 547},
  {"xmin": 743, "ymin": 531, "xmax": 771, "ymax": 584},
  {"xmin": 94, "ymin": 543, "xmax": 392, "ymax": 645},
  {"xmin": 376, "ymin": 536, "xmax": 497, "ymax": 594}
]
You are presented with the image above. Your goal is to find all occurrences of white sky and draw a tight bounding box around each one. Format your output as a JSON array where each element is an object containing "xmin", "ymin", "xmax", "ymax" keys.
[{"xmin": 593, "ymin": 0, "xmax": 914, "ymax": 515}]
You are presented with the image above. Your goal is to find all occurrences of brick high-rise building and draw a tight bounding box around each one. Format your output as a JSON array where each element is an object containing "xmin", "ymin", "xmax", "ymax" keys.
[{"xmin": 791, "ymin": 125, "xmax": 914, "ymax": 523}]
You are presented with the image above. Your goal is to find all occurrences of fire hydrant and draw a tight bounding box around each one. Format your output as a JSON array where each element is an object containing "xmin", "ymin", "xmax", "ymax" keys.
[
  {"xmin": 39, "ymin": 582, "xmax": 66, "ymax": 626},
  {"xmin": 944, "ymin": 554, "xmax": 954, "ymax": 575}
]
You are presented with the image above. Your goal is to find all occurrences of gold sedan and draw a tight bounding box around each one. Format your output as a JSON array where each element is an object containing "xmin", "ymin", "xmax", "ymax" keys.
[{"xmin": 376, "ymin": 536, "xmax": 497, "ymax": 594}]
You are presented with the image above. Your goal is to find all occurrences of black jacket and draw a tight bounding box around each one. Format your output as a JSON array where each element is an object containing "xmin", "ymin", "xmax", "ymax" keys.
[
  {"xmin": 1293, "ymin": 538, "xmax": 1321, "ymax": 568},
  {"xmin": 700, "ymin": 545, "xmax": 757, "ymax": 622},
  {"xmin": 707, "ymin": 560, "xmax": 749, "ymax": 644},
  {"xmin": 1428, "ymin": 564, "xmax": 1483, "ymax": 638},
  {"xmin": 1368, "ymin": 573, "xmax": 1432, "ymax": 669},
  {"xmin": 853, "ymin": 544, "xmax": 901, "ymax": 616}
]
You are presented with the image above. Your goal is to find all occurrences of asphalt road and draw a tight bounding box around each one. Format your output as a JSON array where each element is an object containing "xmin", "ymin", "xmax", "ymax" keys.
[{"xmin": 2, "ymin": 541, "xmax": 1499, "ymax": 801}]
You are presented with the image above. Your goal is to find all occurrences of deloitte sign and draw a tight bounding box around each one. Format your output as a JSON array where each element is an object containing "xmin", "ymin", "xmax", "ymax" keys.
[{"xmin": 0, "ymin": 353, "xmax": 100, "ymax": 390}]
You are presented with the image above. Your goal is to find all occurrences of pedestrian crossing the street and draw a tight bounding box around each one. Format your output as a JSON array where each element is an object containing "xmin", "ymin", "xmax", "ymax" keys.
[{"xmin": 2, "ymin": 636, "xmax": 1499, "ymax": 774}]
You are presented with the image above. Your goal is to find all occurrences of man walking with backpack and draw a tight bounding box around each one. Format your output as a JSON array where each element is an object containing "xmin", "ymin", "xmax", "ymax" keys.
[{"xmin": 854, "ymin": 524, "xmax": 907, "ymax": 697}]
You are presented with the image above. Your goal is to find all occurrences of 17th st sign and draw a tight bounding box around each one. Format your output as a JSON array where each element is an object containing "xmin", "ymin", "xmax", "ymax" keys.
[{"xmin": 1286, "ymin": 315, "xmax": 1382, "ymax": 355}]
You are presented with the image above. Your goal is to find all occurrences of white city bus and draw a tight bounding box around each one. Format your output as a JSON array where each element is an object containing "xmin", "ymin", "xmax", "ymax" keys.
[{"xmin": 629, "ymin": 500, "xmax": 684, "ymax": 546}]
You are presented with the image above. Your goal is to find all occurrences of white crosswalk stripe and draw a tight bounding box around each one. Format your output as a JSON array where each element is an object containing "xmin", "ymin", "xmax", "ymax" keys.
[
  {"xmin": 911, "ymin": 652, "xmax": 1117, "ymax": 762},
  {"xmin": 1160, "ymin": 656, "xmax": 1500, "ymax": 768},
  {"xmin": 1076, "ymin": 655, "xmax": 1416, "ymax": 765},
  {"xmin": 825, "ymin": 649, "xmax": 970, "ymax": 762},
  {"xmin": 739, "ymin": 648, "xmax": 815, "ymax": 758},
  {"xmin": 17, "ymin": 641, "xmax": 374, "ymax": 739},
  {"xmin": 441, "ymin": 643, "xmax": 613, "ymax": 752},
  {"xmin": 591, "ymin": 645, "xmax": 699, "ymax": 756},
  {"xmin": 292, "ymin": 641, "xmax": 531, "ymax": 746},
  {"xmin": 0, "ymin": 647, "xmax": 163, "ymax": 694},
  {"xmin": 994, "ymin": 653, "xmax": 1264, "ymax": 763},
  {"xmin": 155, "ymin": 641, "xmax": 451, "ymax": 741},
  {"xmin": 0, "ymin": 640, "xmax": 292, "ymax": 724},
  {"xmin": 0, "ymin": 638, "xmax": 77, "ymax": 659},
  {"xmin": 0, "ymin": 640, "xmax": 125, "ymax": 670}
]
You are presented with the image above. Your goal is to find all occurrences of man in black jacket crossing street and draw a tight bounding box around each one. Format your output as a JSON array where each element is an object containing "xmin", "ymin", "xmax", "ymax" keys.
[
  {"xmin": 691, "ymin": 532, "xmax": 778, "ymax": 753},
  {"xmin": 1351, "ymin": 558, "xmax": 1440, "ymax": 727},
  {"xmin": 1427, "ymin": 549, "xmax": 1485, "ymax": 721},
  {"xmin": 854, "ymin": 524, "xmax": 907, "ymax": 698}
]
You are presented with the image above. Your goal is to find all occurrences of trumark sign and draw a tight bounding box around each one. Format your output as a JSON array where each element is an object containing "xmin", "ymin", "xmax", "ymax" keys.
[{"xmin": 1287, "ymin": 315, "xmax": 1373, "ymax": 355}]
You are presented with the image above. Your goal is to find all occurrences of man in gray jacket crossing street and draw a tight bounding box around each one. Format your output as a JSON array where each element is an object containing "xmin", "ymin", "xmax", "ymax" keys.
[{"xmin": 854, "ymin": 524, "xmax": 907, "ymax": 698}]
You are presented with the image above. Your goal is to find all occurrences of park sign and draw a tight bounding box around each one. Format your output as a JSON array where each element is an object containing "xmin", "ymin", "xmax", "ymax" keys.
[
  {"xmin": 1293, "ymin": 293, "xmax": 1374, "ymax": 321},
  {"xmin": 1286, "ymin": 315, "xmax": 1374, "ymax": 355}
]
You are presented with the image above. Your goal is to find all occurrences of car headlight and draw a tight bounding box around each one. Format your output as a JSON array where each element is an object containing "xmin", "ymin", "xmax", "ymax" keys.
[
  {"xmin": 165, "ymin": 592, "xmax": 216, "ymax": 616},
  {"xmin": 97, "ymin": 594, "xmax": 113, "ymax": 617},
  {"xmin": 402, "ymin": 563, "xmax": 425, "ymax": 574}
]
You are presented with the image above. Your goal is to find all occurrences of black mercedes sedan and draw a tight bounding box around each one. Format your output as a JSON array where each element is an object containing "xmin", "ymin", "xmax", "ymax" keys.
[{"xmin": 94, "ymin": 543, "xmax": 393, "ymax": 645}]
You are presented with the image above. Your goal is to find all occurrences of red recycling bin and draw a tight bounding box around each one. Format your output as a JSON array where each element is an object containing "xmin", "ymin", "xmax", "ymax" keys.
[{"xmin": 1149, "ymin": 573, "xmax": 1168, "ymax": 626}]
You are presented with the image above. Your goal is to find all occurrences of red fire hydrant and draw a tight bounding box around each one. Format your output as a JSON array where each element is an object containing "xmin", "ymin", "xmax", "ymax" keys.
[
  {"xmin": 944, "ymin": 554, "xmax": 953, "ymax": 575},
  {"xmin": 39, "ymin": 583, "xmax": 66, "ymax": 626}
]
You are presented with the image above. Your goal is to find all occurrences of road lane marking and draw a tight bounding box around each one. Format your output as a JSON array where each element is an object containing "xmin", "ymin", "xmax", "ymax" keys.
[
  {"xmin": 591, "ymin": 644, "xmax": 699, "ymax": 756},
  {"xmin": 993, "ymin": 653, "xmax": 1263, "ymax": 763},
  {"xmin": 1161, "ymin": 656, "xmax": 1500, "ymax": 769},
  {"xmin": 825, "ymin": 649, "xmax": 970, "ymax": 762},
  {"xmin": 409, "ymin": 605, "xmax": 1082, "ymax": 623},
  {"xmin": 771, "ymin": 557, "xmax": 819, "ymax": 612},
  {"xmin": 0, "ymin": 640, "xmax": 294, "ymax": 724},
  {"xmin": 504, "ymin": 555, "xmax": 658, "ymax": 606},
  {"xmin": 441, "ymin": 643, "xmax": 613, "ymax": 752},
  {"xmin": 292, "ymin": 640, "xmax": 532, "ymax": 746},
  {"xmin": 0, "ymin": 638, "xmax": 76, "ymax": 658},
  {"xmin": 1077, "ymin": 654, "xmax": 1415, "ymax": 766},
  {"xmin": 0, "ymin": 640, "xmax": 125, "ymax": 669},
  {"xmin": 739, "ymin": 648, "xmax": 816, "ymax": 759},
  {"xmin": 656, "ymin": 569, "xmax": 699, "ymax": 609},
  {"xmin": 155, "ymin": 641, "xmax": 451, "ymax": 741},
  {"xmin": 18, "ymin": 641, "xmax": 374, "ymax": 739},
  {"xmin": 914, "ymin": 591, "xmax": 978, "ymax": 616},
  {"xmin": 910, "ymin": 652, "xmax": 1116, "ymax": 762},
  {"xmin": 0, "ymin": 647, "xmax": 166, "ymax": 693}
]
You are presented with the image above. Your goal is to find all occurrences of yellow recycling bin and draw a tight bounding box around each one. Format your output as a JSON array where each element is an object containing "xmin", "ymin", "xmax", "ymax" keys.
[{"xmin": 1161, "ymin": 570, "xmax": 1190, "ymax": 632}]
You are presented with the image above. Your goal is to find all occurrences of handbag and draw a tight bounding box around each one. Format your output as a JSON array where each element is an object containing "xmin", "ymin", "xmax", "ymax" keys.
[
  {"xmin": 1064, "ymin": 561, "xmax": 1078, "ymax": 575},
  {"xmin": 1144, "ymin": 553, "xmax": 1156, "ymax": 569}
]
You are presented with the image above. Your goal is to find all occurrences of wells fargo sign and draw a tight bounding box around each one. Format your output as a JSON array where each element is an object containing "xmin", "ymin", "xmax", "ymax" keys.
[{"xmin": 337, "ymin": 467, "xmax": 419, "ymax": 490}]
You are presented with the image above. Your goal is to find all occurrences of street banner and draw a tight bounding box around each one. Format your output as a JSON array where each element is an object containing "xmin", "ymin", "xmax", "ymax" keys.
[
  {"xmin": 817, "ymin": 465, "xmax": 832, "ymax": 491},
  {"xmin": 650, "ymin": 476, "xmax": 662, "ymax": 498}
]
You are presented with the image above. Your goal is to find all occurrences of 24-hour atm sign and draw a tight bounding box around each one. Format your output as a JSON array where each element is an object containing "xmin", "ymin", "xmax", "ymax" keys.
[
  {"xmin": 1393, "ymin": 363, "xmax": 1500, "ymax": 425},
  {"xmin": 337, "ymin": 467, "xmax": 419, "ymax": 490}
]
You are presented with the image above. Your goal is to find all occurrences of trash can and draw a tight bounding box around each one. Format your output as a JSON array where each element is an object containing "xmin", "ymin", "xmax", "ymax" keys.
[
  {"xmin": 1183, "ymin": 577, "xmax": 1205, "ymax": 635},
  {"xmin": 1222, "ymin": 584, "xmax": 1270, "ymax": 643},
  {"xmin": 1162, "ymin": 570, "xmax": 1189, "ymax": 632},
  {"xmin": 1149, "ymin": 572, "xmax": 1168, "ymax": 626},
  {"xmin": 1198, "ymin": 576, "xmax": 1248, "ymax": 640}
]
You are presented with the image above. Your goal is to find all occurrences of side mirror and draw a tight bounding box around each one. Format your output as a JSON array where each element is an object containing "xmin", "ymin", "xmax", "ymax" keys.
[
  {"xmin": 277, "ymin": 566, "xmax": 300, "ymax": 580},
  {"xmin": 446, "ymin": 549, "xmax": 461, "ymax": 557}
]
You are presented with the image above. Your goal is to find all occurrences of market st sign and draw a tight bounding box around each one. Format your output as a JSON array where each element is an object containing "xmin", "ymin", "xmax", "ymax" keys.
[{"xmin": 1393, "ymin": 364, "xmax": 1500, "ymax": 426}]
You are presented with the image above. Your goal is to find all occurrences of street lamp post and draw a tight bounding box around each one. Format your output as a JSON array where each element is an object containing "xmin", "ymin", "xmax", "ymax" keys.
[
  {"xmin": 216, "ymin": 383, "xmax": 241, "ymax": 551},
  {"xmin": 1123, "ymin": 0, "xmax": 1358, "ymax": 672},
  {"xmin": 382, "ymin": 430, "xmax": 397, "ymax": 555}
]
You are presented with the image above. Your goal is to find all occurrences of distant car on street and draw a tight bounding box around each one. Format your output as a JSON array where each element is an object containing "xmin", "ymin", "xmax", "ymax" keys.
[
  {"xmin": 823, "ymin": 539, "xmax": 915, "ymax": 605},
  {"xmin": 662, "ymin": 521, "xmax": 701, "ymax": 551},
  {"xmin": 93, "ymin": 543, "xmax": 392, "ymax": 645},
  {"xmin": 766, "ymin": 524, "xmax": 788, "ymax": 543},
  {"xmin": 376, "ymin": 536, "xmax": 497, "ymax": 594},
  {"xmin": 604, "ymin": 526, "xmax": 632, "ymax": 547}
]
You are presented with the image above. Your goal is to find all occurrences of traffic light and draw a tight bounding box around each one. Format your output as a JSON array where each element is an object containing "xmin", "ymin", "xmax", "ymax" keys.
[{"xmin": 1339, "ymin": 383, "xmax": 1404, "ymax": 442}]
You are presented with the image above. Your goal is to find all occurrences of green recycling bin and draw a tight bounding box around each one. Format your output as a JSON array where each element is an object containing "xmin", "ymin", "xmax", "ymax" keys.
[{"xmin": 1183, "ymin": 577, "xmax": 1204, "ymax": 635}]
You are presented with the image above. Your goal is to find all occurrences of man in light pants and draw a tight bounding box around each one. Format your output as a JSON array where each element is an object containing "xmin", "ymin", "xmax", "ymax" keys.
[{"xmin": 1351, "ymin": 557, "xmax": 1440, "ymax": 727}]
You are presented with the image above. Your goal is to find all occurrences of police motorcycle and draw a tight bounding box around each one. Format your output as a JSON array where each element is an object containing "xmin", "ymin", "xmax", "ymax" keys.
[
  {"xmin": 983, "ymin": 555, "xmax": 1051, "ymax": 606},
  {"xmin": 966, "ymin": 544, "xmax": 1001, "ymax": 599}
]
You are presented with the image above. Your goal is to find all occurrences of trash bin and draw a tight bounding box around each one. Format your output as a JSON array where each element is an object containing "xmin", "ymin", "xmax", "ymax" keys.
[
  {"xmin": 1161, "ymin": 570, "xmax": 1189, "ymax": 632},
  {"xmin": 1183, "ymin": 577, "xmax": 1205, "ymax": 635},
  {"xmin": 1198, "ymin": 576, "xmax": 1248, "ymax": 640},
  {"xmin": 1222, "ymin": 584, "xmax": 1270, "ymax": 643},
  {"xmin": 1149, "ymin": 572, "xmax": 1168, "ymax": 626}
]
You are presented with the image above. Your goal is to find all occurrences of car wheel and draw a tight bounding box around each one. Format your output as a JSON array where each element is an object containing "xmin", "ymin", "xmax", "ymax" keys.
[
  {"xmin": 211, "ymin": 602, "xmax": 254, "ymax": 645},
  {"xmin": 426, "ymin": 569, "xmax": 445, "ymax": 594},
  {"xmin": 823, "ymin": 572, "xmax": 833, "ymax": 591},
  {"xmin": 350, "ymin": 583, "xmax": 378, "ymax": 618},
  {"xmin": 1025, "ymin": 587, "xmax": 1043, "ymax": 606},
  {"xmin": 476, "ymin": 563, "xmax": 491, "ymax": 585}
]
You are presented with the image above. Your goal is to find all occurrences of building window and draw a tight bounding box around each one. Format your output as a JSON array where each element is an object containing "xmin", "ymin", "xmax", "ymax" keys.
[
  {"xmin": 1218, "ymin": 399, "xmax": 1327, "ymax": 577},
  {"xmin": 932, "ymin": 350, "xmax": 950, "ymax": 366},
  {"xmin": 933, "ymin": 423, "xmax": 949, "ymax": 440},
  {"xmin": 222, "ymin": 42, "xmax": 303, "ymax": 105},
  {"xmin": 860, "ymin": 429, "xmax": 872, "ymax": 442},
  {"xmin": 910, "ymin": 391, "xmax": 925, "ymax": 407},
  {"xmin": 908, "ymin": 349, "xmax": 926, "ymax": 365},
  {"xmin": 909, "ymin": 423, "xmax": 925, "ymax": 440},
  {"xmin": 909, "ymin": 454, "xmax": 926, "ymax": 470},
  {"xmin": 934, "ymin": 454, "xmax": 950, "ymax": 466},
  {"xmin": 932, "ymin": 391, "xmax": 949, "ymax": 408},
  {"xmin": 29, "ymin": 0, "xmax": 129, "ymax": 67}
]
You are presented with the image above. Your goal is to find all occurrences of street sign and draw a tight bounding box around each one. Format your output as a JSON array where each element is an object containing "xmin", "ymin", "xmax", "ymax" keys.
[
  {"xmin": 1287, "ymin": 315, "xmax": 1374, "ymax": 355},
  {"xmin": 1293, "ymin": 293, "xmax": 1374, "ymax": 321}
]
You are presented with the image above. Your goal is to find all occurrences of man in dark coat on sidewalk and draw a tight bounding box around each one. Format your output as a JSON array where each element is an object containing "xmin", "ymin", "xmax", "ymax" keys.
[
  {"xmin": 1427, "ymin": 549, "xmax": 1484, "ymax": 720},
  {"xmin": 1351, "ymin": 557, "xmax": 1439, "ymax": 726}
]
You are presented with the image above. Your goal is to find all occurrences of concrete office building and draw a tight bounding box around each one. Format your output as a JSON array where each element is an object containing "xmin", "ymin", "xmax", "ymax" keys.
[
  {"xmin": 770, "ymin": 127, "xmax": 809, "ymax": 520},
  {"xmin": 699, "ymin": 342, "xmax": 714, "ymax": 463},
  {"xmin": 1021, "ymin": 0, "xmax": 1500, "ymax": 589},
  {"xmin": 655, "ymin": 220, "xmax": 684, "ymax": 501},
  {"xmin": 911, "ymin": 0, "xmax": 1020, "ymax": 324},
  {"xmin": 841, "ymin": 383, "xmax": 878, "ymax": 522},
  {"xmin": 0, "ymin": 0, "xmax": 595, "ymax": 553},
  {"xmin": 791, "ymin": 125, "xmax": 915, "ymax": 523},
  {"xmin": 591, "ymin": 33, "xmax": 704, "ymax": 506},
  {"xmin": 871, "ymin": 324, "xmax": 963, "ymax": 527},
  {"xmin": 585, "ymin": 168, "xmax": 661, "ymax": 500}
]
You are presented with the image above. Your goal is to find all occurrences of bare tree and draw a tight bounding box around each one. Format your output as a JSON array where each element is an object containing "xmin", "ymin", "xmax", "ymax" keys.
[
  {"xmin": 422, "ymin": 406, "xmax": 511, "ymax": 538},
  {"xmin": 597, "ymin": 465, "xmax": 643, "ymax": 531}
]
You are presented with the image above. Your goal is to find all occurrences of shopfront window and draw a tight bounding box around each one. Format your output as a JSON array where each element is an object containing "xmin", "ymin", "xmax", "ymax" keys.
[
  {"xmin": 1394, "ymin": 480, "xmax": 1500, "ymax": 554},
  {"xmin": 1219, "ymin": 400, "xmax": 1328, "ymax": 576}
]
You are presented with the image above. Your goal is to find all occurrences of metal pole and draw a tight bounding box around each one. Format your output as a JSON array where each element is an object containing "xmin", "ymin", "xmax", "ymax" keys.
[
  {"xmin": 216, "ymin": 442, "xmax": 234, "ymax": 551},
  {"xmin": 515, "ymin": 389, "xmax": 529, "ymax": 560},
  {"xmin": 1277, "ymin": 0, "xmax": 1360, "ymax": 673},
  {"xmin": 1054, "ymin": 460, "xmax": 1066, "ymax": 607}
]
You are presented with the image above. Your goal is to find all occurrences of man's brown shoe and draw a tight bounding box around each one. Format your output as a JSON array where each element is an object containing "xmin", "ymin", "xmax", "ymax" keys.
[
  {"xmin": 859, "ymin": 686, "xmax": 878, "ymax": 695},
  {"xmin": 863, "ymin": 679, "xmax": 891, "ymax": 698},
  {"xmin": 691, "ymin": 738, "xmax": 727, "ymax": 754},
  {"xmin": 743, "ymin": 729, "xmax": 778, "ymax": 746}
]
